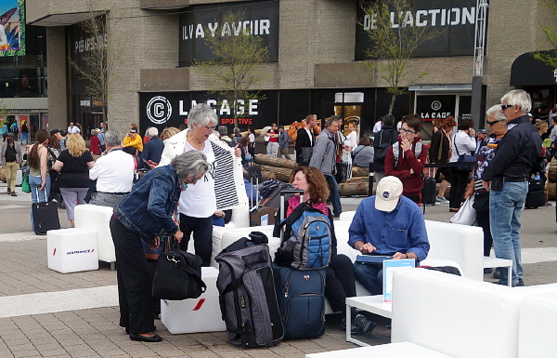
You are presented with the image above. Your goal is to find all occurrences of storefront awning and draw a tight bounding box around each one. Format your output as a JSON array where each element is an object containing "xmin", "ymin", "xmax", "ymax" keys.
[
  {"xmin": 408, "ymin": 84, "xmax": 472, "ymax": 92},
  {"xmin": 510, "ymin": 51, "xmax": 557, "ymax": 86}
]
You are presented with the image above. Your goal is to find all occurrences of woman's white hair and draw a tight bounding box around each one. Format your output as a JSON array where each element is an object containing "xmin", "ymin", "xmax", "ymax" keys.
[
  {"xmin": 486, "ymin": 105, "xmax": 506, "ymax": 121},
  {"xmin": 188, "ymin": 103, "xmax": 218, "ymax": 129}
]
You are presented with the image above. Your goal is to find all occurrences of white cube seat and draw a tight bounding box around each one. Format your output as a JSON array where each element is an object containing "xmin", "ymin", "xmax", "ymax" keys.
[
  {"xmin": 47, "ymin": 228, "xmax": 99, "ymax": 273},
  {"xmin": 160, "ymin": 267, "xmax": 225, "ymax": 334},
  {"xmin": 74, "ymin": 204, "xmax": 115, "ymax": 266}
]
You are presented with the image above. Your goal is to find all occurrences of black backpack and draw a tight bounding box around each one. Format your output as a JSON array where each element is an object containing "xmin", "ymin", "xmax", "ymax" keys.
[{"xmin": 373, "ymin": 127, "xmax": 398, "ymax": 171}]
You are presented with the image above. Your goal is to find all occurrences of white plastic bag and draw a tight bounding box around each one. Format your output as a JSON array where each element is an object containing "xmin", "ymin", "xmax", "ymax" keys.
[{"xmin": 450, "ymin": 195, "xmax": 476, "ymax": 225}]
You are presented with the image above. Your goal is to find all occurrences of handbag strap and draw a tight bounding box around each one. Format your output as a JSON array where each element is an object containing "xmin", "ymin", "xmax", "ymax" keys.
[{"xmin": 167, "ymin": 240, "xmax": 207, "ymax": 292}]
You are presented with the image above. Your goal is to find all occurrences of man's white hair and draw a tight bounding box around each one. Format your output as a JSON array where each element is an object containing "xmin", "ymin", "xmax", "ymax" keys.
[{"xmin": 501, "ymin": 89, "xmax": 532, "ymax": 114}]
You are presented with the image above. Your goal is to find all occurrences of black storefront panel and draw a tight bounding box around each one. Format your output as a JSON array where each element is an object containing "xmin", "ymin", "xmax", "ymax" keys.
[
  {"xmin": 139, "ymin": 89, "xmax": 408, "ymax": 135},
  {"xmin": 356, "ymin": 0, "xmax": 479, "ymax": 60},
  {"xmin": 179, "ymin": 0, "xmax": 279, "ymax": 67}
]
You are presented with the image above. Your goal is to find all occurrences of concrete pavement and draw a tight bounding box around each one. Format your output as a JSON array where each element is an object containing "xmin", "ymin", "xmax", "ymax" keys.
[{"xmin": 1, "ymin": 181, "xmax": 557, "ymax": 357}]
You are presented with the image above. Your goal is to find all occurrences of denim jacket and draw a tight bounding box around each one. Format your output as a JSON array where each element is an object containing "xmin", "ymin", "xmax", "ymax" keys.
[{"xmin": 114, "ymin": 164, "xmax": 180, "ymax": 242}]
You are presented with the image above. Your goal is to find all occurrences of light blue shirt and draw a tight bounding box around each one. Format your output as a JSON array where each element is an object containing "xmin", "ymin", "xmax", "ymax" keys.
[{"xmin": 348, "ymin": 195, "xmax": 430, "ymax": 261}]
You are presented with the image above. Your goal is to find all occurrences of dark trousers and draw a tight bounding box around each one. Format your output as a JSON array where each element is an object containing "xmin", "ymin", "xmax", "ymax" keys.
[
  {"xmin": 325, "ymin": 174, "xmax": 342, "ymax": 217},
  {"xmin": 179, "ymin": 214, "xmax": 213, "ymax": 267},
  {"xmin": 325, "ymin": 254, "xmax": 357, "ymax": 313},
  {"xmin": 449, "ymin": 168, "xmax": 471, "ymax": 209},
  {"xmin": 476, "ymin": 207, "xmax": 493, "ymax": 257},
  {"xmin": 109, "ymin": 217, "xmax": 156, "ymax": 334}
]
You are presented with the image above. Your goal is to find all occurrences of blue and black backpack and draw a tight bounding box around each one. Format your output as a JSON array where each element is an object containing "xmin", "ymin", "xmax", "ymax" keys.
[{"xmin": 273, "ymin": 201, "xmax": 332, "ymax": 270}]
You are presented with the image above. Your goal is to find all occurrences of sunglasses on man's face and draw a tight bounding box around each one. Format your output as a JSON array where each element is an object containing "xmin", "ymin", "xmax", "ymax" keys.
[
  {"xmin": 487, "ymin": 120, "xmax": 504, "ymax": 125},
  {"xmin": 501, "ymin": 104, "xmax": 514, "ymax": 110}
]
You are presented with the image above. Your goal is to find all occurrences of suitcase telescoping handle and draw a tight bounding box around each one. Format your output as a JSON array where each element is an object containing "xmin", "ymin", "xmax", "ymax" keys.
[
  {"xmin": 35, "ymin": 187, "xmax": 46, "ymax": 204},
  {"xmin": 279, "ymin": 188, "xmax": 304, "ymax": 222}
]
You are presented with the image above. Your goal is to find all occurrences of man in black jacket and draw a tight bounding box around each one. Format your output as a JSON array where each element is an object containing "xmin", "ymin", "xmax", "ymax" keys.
[
  {"xmin": 295, "ymin": 114, "xmax": 317, "ymax": 165},
  {"xmin": 372, "ymin": 114, "xmax": 398, "ymax": 184},
  {"xmin": 481, "ymin": 89, "xmax": 541, "ymax": 287}
]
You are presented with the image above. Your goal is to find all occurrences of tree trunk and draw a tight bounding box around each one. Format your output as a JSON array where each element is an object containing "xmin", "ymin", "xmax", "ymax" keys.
[
  {"xmin": 338, "ymin": 182, "xmax": 369, "ymax": 196},
  {"xmin": 260, "ymin": 165, "xmax": 293, "ymax": 182},
  {"xmin": 255, "ymin": 154, "xmax": 297, "ymax": 169},
  {"xmin": 388, "ymin": 93, "xmax": 397, "ymax": 115},
  {"xmin": 352, "ymin": 166, "xmax": 370, "ymax": 177}
]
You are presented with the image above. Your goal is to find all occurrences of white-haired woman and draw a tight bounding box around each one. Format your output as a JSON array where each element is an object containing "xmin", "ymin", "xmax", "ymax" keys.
[
  {"xmin": 111, "ymin": 150, "xmax": 209, "ymax": 343},
  {"xmin": 159, "ymin": 103, "xmax": 245, "ymax": 266}
]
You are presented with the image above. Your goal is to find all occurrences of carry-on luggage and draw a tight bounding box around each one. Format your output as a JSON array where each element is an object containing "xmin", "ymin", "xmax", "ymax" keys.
[
  {"xmin": 272, "ymin": 188, "xmax": 327, "ymax": 339},
  {"xmin": 273, "ymin": 265, "xmax": 326, "ymax": 340},
  {"xmin": 32, "ymin": 189, "xmax": 60, "ymax": 235},
  {"xmin": 422, "ymin": 168, "xmax": 437, "ymax": 206},
  {"xmin": 215, "ymin": 236, "xmax": 284, "ymax": 348},
  {"xmin": 525, "ymin": 174, "xmax": 545, "ymax": 209}
]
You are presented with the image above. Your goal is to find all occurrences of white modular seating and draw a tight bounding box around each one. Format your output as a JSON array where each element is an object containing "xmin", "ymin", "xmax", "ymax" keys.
[
  {"xmin": 518, "ymin": 293, "xmax": 557, "ymax": 358},
  {"xmin": 212, "ymin": 216, "xmax": 484, "ymax": 280},
  {"xmin": 390, "ymin": 268, "xmax": 557, "ymax": 358},
  {"xmin": 160, "ymin": 267, "xmax": 226, "ymax": 334},
  {"xmin": 211, "ymin": 218, "xmax": 483, "ymax": 314},
  {"xmin": 74, "ymin": 204, "xmax": 116, "ymax": 268},
  {"xmin": 47, "ymin": 228, "xmax": 99, "ymax": 273}
]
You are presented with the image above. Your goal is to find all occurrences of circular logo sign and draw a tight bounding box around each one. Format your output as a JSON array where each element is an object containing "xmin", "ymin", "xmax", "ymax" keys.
[
  {"xmin": 146, "ymin": 96, "xmax": 172, "ymax": 125},
  {"xmin": 431, "ymin": 100, "xmax": 442, "ymax": 111},
  {"xmin": 382, "ymin": 191, "xmax": 390, "ymax": 199}
]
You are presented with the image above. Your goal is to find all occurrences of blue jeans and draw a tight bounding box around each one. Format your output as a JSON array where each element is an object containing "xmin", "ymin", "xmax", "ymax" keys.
[
  {"xmin": 20, "ymin": 132, "xmax": 29, "ymax": 144},
  {"xmin": 489, "ymin": 180, "xmax": 528, "ymax": 285},
  {"xmin": 29, "ymin": 175, "xmax": 51, "ymax": 230},
  {"xmin": 354, "ymin": 262, "xmax": 383, "ymax": 295},
  {"xmin": 325, "ymin": 174, "xmax": 342, "ymax": 217}
]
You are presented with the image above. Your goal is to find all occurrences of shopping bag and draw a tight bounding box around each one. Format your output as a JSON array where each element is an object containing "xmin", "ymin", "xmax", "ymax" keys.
[
  {"xmin": 21, "ymin": 174, "xmax": 31, "ymax": 193},
  {"xmin": 449, "ymin": 195, "xmax": 476, "ymax": 225},
  {"xmin": 152, "ymin": 239, "xmax": 206, "ymax": 300}
]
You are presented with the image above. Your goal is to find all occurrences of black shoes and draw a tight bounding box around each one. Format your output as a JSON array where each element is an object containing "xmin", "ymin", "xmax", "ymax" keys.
[
  {"xmin": 340, "ymin": 314, "xmax": 377, "ymax": 336},
  {"xmin": 129, "ymin": 333, "xmax": 162, "ymax": 342}
]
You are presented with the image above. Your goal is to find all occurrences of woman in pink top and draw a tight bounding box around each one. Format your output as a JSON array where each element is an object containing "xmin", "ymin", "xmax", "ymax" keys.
[{"xmin": 286, "ymin": 166, "xmax": 376, "ymax": 336}]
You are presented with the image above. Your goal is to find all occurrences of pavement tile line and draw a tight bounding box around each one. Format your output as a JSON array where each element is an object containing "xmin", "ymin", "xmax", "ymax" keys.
[
  {"xmin": 0, "ymin": 285, "xmax": 118, "ymax": 318},
  {"xmin": 0, "ymin": 231, "xmax": 44, "ymax": 243}
]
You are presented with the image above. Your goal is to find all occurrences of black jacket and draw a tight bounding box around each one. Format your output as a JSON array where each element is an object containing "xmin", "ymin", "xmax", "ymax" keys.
[
  {"xmin": 429, "ymin": 129, "xmax": 450, "ymax": 164},
  {"xmin": 482, "ymin": 114, "xmax": 542, "ymax": 181},
  {"xmin": 295, "ymin": 127, "xmax": 314, "ymax": 163}
]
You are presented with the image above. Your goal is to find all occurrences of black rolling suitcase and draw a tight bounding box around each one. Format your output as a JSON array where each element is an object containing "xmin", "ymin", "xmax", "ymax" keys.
[
  {"xmin": 525, "ymin": 175, "xmax": 545, "ymax": 209},
  {"xmin": 422, "ymin": 168, "xmax": 437, "ymax": 206},
  {"xmin": 32, "ymin": 189, "xmax": 60, "ymax": 235}
]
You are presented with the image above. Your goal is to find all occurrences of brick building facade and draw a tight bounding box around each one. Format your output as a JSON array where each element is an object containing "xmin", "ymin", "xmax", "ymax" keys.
[{"xmin": 26, "ymin": 0, "xmax": 557, "ymax": 137}]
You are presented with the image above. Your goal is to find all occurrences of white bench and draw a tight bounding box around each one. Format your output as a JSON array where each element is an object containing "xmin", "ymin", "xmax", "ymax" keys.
[
  {"xmin": 389, "ymin": 269, "xmax": 557, "ymax": 357},
  {"xmin": 74, "ymin": 204, "xmax": 116, "ymax": 270},
  {"xmin": 518, "ymin": 293, "xmax": 557, "ymax": 358}
]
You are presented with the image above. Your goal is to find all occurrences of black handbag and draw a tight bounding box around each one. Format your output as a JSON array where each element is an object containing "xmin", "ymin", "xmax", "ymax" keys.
[
  {"xmin": 152, "ymin": 239, "xmax": 206, "ymax": 300},
  {"xmin": 473, "ymin": 192, "xmax": 490, "ymax": 212},
  {"xmin": 454, "ymin": 136, "xmax": 475, "ymax": 171}
]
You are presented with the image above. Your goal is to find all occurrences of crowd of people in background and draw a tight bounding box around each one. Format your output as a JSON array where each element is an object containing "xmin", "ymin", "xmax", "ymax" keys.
[{"xmin": 0, "ymin": 90, "xmax": 550, "ymax": 341}]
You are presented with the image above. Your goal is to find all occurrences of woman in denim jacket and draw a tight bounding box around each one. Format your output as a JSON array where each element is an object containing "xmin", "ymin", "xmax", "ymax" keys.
[{"xmin": 110, "ymin": 151, "xmax": 209, "ymax": 343}]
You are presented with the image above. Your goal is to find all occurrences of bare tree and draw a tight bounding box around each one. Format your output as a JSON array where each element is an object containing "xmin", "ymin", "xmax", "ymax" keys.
[
  {"xmin": 197, "ymin": 12, "xmax": 269, "ymax": 128},
  {"xmin": 362, "ymin": 0, "xmax": 440, "ymax": 114}
]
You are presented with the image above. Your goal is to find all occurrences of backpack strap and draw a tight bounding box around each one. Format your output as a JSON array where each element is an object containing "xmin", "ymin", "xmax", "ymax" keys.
[{"xmin": 392, "ymin": 141, "xmax": 423, "ymax": 169}]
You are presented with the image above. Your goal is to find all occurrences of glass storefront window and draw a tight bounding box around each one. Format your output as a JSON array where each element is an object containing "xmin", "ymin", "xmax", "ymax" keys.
[{"xmin": 0, "ymin": 25, "xmax": 46, "ymax": 98}]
